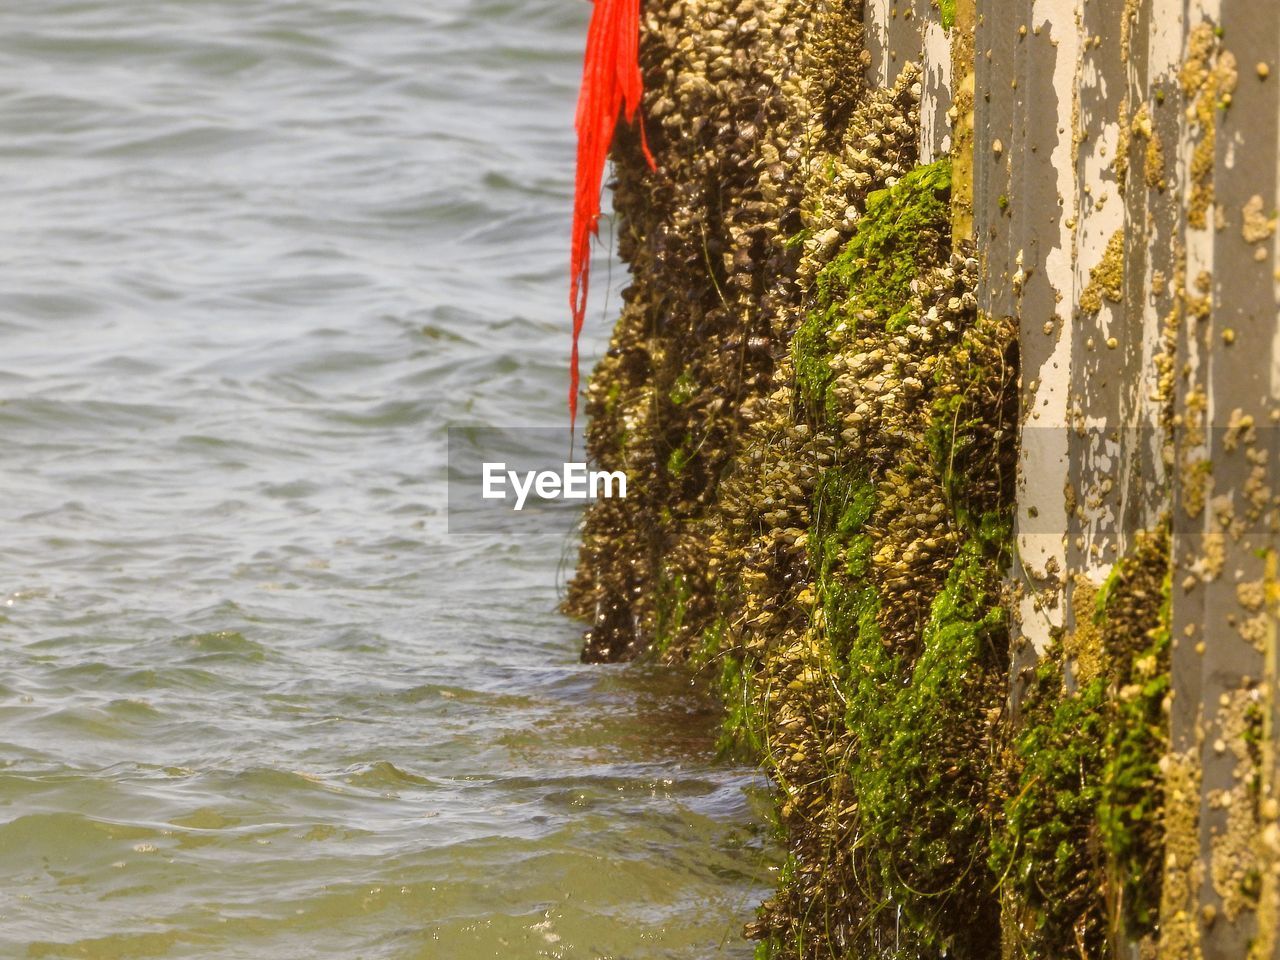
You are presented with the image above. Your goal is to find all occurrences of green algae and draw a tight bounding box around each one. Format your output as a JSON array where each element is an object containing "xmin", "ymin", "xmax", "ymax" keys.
[
  {"xmin": 795, "ymin": 161, "xmax": 953, "ymax": 420},
  {"xmin": 852, "ymin": 535, "xmax": 1008, "ymax": 951},
  {"xmin": 652, "ymin": 571, "xmax": 691, "ymax": 659},
  {"xmin": 1098, "ymin": 542, "xmax": 1172, "ymax": 938},
  {"xmin": 939, "ymin": 0, "xmax": 957, "ymax": 30},
  {"xmin": 810, "ymin": 467, "xmax": 879, "ymax": 654},
  {"xmin": 1101, "ymin": 669, "xmax": 1169, "ymax": 933},
  {"xmin": 717, "ymin": 651, "xmax": 767, "ymax": 758},
  {"xmin": 762, "ymin": 156, "xmax": 1013, "ymax": 956},
  {"xmin": 926, "ymin": 316, "xmax": 1018, "ymax": 537},
  {"xmin": 994, "ymin": 529, "xmax": 1172, "ymax": 955},
  {"xmin": 994, "ymin": 657, "xmax": 1109, "ymax": 956},
  {"xmin": 801, "ymin": 465, "xmax": 1008, "ymax": 954},
  {"xmin": 666, "ymin": 442, "xmax": 693, "ymax": 478},
  {"xmin": 696, "ymin": 612, "xmax": 769, "ymax": 759},
  {"xmin": 669, "ymin": 368, "xmax": 697, "ymax": 406}
]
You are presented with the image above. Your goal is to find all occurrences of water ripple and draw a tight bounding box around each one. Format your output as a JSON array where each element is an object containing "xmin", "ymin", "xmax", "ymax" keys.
[{"xmin": 0, "ymin": 0, "xmax": 775, "ymax": 956}]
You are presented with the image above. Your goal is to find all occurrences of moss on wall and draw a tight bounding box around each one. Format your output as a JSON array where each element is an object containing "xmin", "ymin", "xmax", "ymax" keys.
[
  {"xmin": 993, "ymin": 529, "xmax": 1171, "ymax": 956},
  {"xmin": 939, "ymin": 0, "xmax": 957, "ymax": 31},
  {"xmin": 566, "ymin": 1, "xmax": 1186, "ymax": 957}
]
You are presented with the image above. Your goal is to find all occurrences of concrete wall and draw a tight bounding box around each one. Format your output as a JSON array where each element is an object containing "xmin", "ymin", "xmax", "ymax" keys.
[{"xmin": 863, "ymin": 0, "xmax": 1280, "ymax": 950}]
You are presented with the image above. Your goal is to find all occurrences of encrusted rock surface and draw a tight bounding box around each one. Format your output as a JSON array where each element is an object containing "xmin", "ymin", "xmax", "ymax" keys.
[{"xmin": 564, "ymin": 0, "xmax": 1280, "ymax": 956}]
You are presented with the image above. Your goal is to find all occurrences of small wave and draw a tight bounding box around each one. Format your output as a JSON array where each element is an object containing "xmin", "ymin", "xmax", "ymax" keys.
[
  {"xmin": 340, "ymin": 761, "xmax": 443, "ymax": 792},
  {"xmin": 174, "ymin": 630, "xmax": 267, "ymax": 663}
]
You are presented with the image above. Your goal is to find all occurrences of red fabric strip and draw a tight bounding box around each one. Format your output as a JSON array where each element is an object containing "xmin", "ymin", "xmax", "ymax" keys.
[{"xmin": 569, "ymin": 0, "xmax": 654, "ymax": 431}]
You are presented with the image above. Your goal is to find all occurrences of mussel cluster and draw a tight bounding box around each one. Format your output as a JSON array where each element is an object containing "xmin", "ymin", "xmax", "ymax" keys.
[
  {"xmin": 564, "ymin": 0, "xmax": 861, "ymax": 661},
  {"xmin": 718, "ymin": 242, "xmax": 1016, "ymax": 956}
]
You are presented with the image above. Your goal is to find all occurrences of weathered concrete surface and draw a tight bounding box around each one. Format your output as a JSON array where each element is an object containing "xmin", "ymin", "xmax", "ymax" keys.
[
  {"xmin": 961, "ymin": 0, "xmax": 1280, "ymax": 951},
  {"xmin": 1176, "ymin": 1, "xmax": 1280, "ymax": 952},
  {"xmin": 864, "ymin": 0, "xmax": 1280, "ymax": 949}
]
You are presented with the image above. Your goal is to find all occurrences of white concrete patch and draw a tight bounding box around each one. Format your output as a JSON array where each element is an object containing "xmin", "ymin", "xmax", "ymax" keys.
[
  {"xmin": 920, "ymin": 19, "xmax": 953, "ymax": 163},
  {"xmin": 1016, "ymin": 0, "xmax": 1082, "ymax": 655},
  {"xmin": 864, "ymin": 0, "xmax": 893, "ymax": 87}
]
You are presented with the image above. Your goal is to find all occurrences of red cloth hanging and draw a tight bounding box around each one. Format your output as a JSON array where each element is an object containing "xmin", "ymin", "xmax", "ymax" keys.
[{"xmin": 569, "ymin": 0, "xmax": 654, "ymax": 431}]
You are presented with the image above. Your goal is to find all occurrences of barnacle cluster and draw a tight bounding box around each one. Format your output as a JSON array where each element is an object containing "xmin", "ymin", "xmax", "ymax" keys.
[
  {"xmin": 563, "ymin": 0, "xmax": 839, "ymax": 661},
  {"xmin": 718, "ymin": 165, "xmax": 1019, "ymax": 955},
  {"xmin": 564, "ymin": 0, "xmax": 1197, "ymax": 957},
  {"xmin": 566, "ymin": 0, "xmax": 1021, "ymax": 953},
  {"xmin": 993, "ymin": 528, "xmax": 1172, "ymax": 957}
]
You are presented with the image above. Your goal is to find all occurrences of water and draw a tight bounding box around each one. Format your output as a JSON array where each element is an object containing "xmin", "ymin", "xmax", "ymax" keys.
[{"xmin": 0, "ymin": 1, "xmax": 775, "ymax": 956}]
